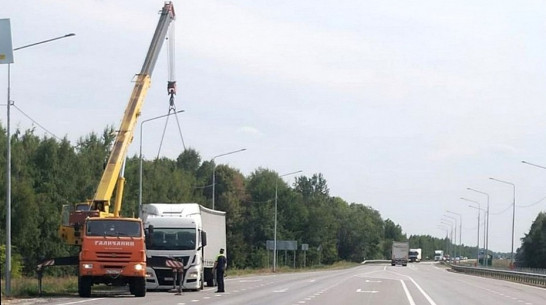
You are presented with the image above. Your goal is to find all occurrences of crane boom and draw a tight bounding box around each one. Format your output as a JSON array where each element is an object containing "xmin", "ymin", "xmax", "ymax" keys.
[{"xmin": 59, "ymin": 1, "xmax": 176, "ymax": 245}]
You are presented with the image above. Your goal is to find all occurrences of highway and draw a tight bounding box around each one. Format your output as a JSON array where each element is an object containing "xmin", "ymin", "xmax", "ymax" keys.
[{"xmin": 8, "ymin": 263, "xmax": 546, "ymax": 305}]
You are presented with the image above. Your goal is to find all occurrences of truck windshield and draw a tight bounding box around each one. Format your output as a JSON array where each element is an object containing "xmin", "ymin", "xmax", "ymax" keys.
[
  {"xmin": 86, "ymin": 220, "xmax": 142, "ymax": 237},
  {"xmin": 148, "ymin": 228, "xmax": 196, "ymax": 250}
]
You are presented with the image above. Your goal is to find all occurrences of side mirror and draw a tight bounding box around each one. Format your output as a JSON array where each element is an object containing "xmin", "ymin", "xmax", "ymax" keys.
[
  {"xmin": 74, "ymin": 222, "xmax": 81, "ymax": 237},
  {"xmin": 201, "ymin": 231, "xmax": 207, "ymax": 248},
  {"xmin": 145, "ymin": 225, "xmax": 154, "ymax": 247}
]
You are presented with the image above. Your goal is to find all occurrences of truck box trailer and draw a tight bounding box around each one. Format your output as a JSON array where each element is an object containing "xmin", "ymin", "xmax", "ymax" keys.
[
  {"xmin": 141, "ymin": 203, "xmax": 226, "ymax": 290},
  {"xmin": 391, "ymin": 241, "xmax": 409, "ymax": 266}
]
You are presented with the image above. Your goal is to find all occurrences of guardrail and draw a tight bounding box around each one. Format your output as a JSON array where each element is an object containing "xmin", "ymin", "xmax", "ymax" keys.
[
  {"xmin": 361, "ymin": 260, "xmax": 392, "ymax": 264},
  {"xmin": 449, "ymin": 264, "xmax": 546, "ymax": 288}
]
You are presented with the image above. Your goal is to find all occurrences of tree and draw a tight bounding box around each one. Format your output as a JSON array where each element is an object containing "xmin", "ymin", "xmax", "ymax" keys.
[
  {"xmin": 382, "ymin": 219, "xmax": 407, "ymax": 259},
  {"xmin": 517, "ymin": 212, "xmax": 546, "ymax": 268},
  {"xmin": 0, "ymin": 124, "xmax": 434, "ymax": 273}
]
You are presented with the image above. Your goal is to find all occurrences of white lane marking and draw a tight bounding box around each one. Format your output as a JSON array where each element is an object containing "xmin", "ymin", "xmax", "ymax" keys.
[
  {"xmin": 356, "ymin": 289, "xmax": 379, "ymax": 293},
  {"xmin": 365, "ymin": 279, "xmax": 382, "ymax": 283},
  {"xmin": 58, "ymin": 299, "xmax": 104, "ymax": 305},
  {"xmin": 388, "ymin": 271, "xmax": 438, "ymax": 305},
  {"xmin": 406, "ymin": 276, "xmax": 438, "ymax": 305},
  {"xmin": 274, "ymin": 288, "xmax": 289, "ymax": 292},
  {"xmin": 239, "ymin": 279, "xmax": 262, "ymax": 282},
  {"xmin": 400, "ymin": 280, "xmax": 416, "ymax": 305}
]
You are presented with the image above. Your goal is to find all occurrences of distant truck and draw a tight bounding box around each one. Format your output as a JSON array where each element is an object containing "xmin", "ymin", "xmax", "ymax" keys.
[
  {"xmin": 409, "ymin": 248, "xmax": 422, "ymax": 262},
  {"xmin": 141, "ymin": 203, "xmax": 226, "ymax": 290},
  {"xmin": 434, "ymin": 250, "xmax": 444, "ymax": 261},
  {"xmin": 391, "ymin": 241, "xmax": 409, "ymax": 266}
]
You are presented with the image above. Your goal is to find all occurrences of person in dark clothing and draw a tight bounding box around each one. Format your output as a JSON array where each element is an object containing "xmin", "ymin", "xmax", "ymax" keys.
[{"xmin": 213, "ymin": 248, "xmax": 227, "ymax": 292}]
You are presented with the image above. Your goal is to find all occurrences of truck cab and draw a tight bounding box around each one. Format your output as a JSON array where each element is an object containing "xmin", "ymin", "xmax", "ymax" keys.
[
  {"xmin": 79, "ymin": 218, "xmax": 147, "ymax": 297},
  {"xmin": 144, "ymin": 216, "xmax": 205, "ymax": 290},
  {"xmin": 141, "ymin": 203, "xmax": 226, "ymax": 291}
]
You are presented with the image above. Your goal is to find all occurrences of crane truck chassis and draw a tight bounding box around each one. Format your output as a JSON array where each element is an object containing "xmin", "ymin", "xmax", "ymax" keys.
[{"xmin": 38, "ymin": 2, "xmax": 177, "ymax": 297}]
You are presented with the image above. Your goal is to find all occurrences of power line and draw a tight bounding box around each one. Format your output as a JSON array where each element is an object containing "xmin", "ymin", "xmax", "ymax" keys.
[
  {"xmin": 10, "ymin": 103, "xmax": 61, "ymax": 140},
  {"xmin": 517, "ymin": 195, "xmax": 546, "ymax": 208}
]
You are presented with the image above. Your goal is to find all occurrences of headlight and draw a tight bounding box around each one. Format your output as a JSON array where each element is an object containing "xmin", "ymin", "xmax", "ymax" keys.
[
  {"xmin": 134, "ymin": 264, "xmax": 143, "ymax": 271},
  {"xmin": 82, "ymin": 263, "xmax": 93, "ymax": 269},
  {"xmin": 187, "ymin": 271, "xmax": 198, "ymax": 279}
]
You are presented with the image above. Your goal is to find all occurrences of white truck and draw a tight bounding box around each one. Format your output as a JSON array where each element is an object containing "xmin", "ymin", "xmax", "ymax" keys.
[
  {"xmin": 141, "ymin": 203, "xmax": 226, "ymax": 290},
  {"xmin": 434, "ymin": 250, "xmax": 444, "ymax": 261},
  {"xmin": 409, "ymin": 248, "xmax": 422, "ymax": 262},
  {"xmin": 391, "ymin": 241, "xmax": 409, "ymax": 266}
]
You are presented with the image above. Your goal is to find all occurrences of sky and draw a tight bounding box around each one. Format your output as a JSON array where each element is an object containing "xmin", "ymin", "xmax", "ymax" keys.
[{"xmin": 1, "ymin": 0, "xmax": 545, "ymax": 253}]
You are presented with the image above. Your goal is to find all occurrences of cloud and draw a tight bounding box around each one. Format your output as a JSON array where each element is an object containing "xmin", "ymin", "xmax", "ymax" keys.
[{"xmin": 237, "ymin": 126, "xmax": 263, "ymax": 138}]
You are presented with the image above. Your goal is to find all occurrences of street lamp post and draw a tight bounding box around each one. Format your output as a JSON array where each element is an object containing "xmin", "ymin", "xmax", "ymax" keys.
[
  {"xmin": 446, "ymin": 210, "xmax": 456, "ymax": 256},
  {"xmin": 444, "ymin": 214, "xmax": 458, "ymax": 259},
  {"xmin": 489, "ymin": 177, "xmax": 516, "ymax": 268},
  {"xmin": 467, "ymin": 188, "xmax": 490, "ymax": 266},
  {"xmin": 441, "ymin": 219, "xmax": 454, "ymax": 258},
  {"xmin": 461, "ymin": 197, "xmax": 481, "ymax": 265},
  {"xmin": 437, "ymin": 225, "xmax": 449, "ymax": 252},
  {"xmin": 273, "ymin": 170, "xmax": 302, "ymax": 272},
  {"xmin": 4, "ymin": 33, "xmax": 75, "ymax": 296},
  {"xmin": 138, "ymin": 110, "xmax": 184, "ymax": 216},
  {"xmin": 211, "ymin": 148, "xmax": 246, "ymax": 210}
]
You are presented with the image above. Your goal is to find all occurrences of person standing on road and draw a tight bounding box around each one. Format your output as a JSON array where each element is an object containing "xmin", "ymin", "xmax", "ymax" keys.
[{"xmin": 213, "ymin": 248, "xmax": 227, "ymax": 292}]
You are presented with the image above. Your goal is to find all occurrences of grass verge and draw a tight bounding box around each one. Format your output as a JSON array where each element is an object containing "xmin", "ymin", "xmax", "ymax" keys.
[{"xmin": 2, "ymin": 261, "xmax": 360, "ymax": 299}]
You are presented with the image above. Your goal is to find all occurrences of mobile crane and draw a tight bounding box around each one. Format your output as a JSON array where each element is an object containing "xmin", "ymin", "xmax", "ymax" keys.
[{"xmin": 51, "ymin": 2, "xmax": 176, "ymax": 297}]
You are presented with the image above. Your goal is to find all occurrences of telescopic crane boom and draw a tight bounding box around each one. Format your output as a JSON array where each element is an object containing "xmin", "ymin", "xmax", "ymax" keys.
[{"xmin": 59, "ymin": 1, "xmax": 176, "ymax": 246}]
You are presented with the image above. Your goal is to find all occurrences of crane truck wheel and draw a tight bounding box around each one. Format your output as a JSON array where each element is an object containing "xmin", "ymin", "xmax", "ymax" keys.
[
  {"xmin": 78, "ymin": 276, "xmax": 92, "ymax": 297},
  {"xmin": 130, "ymin": 277, "xmax": 146, "ymax": 297}
]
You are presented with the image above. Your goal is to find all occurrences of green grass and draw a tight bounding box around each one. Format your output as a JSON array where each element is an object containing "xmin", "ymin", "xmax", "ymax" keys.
[
  {"xmin": 1, "ymin": 261, "xmax": 360, "ymax": 300},
  {"xmin": 1, "ymin": 275, "xmax": 78, "ymax": 299}
]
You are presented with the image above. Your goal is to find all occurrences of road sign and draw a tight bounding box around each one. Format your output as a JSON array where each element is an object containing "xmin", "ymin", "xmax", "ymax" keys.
[{"xmin": 0, "ymin": 19, "xmax": 14, "ymax": 64}]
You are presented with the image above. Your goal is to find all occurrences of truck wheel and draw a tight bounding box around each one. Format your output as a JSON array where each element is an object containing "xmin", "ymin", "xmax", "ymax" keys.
[
  {"xmin": 131, "ymin": 277, "xmax": 146, "ymax": 297},
  {"xmin": 78, "ymin": 276, "xmax": 92, "ymax": 297}
]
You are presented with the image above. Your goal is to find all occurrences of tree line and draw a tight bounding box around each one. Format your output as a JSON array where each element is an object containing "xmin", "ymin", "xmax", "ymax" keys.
[{"xmin": 0, "ymin": 125, "xmax": 543, "ymax": 276}]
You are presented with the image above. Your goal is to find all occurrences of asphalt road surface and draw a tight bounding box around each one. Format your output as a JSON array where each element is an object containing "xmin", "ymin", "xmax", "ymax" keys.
[{"xmin": 6, "ymin": 262, "xmax": 546, "ymax": 305}]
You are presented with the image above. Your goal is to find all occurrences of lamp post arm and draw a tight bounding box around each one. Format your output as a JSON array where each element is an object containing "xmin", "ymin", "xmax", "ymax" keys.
[
  {"xmin": 13, "ymin": 33, "xmax": 76, "ymax": 51},
  {"xmin": 522, "ymin": 160, "xmax": 546, "ymax": 170}
]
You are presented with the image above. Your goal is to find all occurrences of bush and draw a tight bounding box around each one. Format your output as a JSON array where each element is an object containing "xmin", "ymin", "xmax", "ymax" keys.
[{"xmin": 0, "ymin": 244, "xmax": 24, "ymax": 278}]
